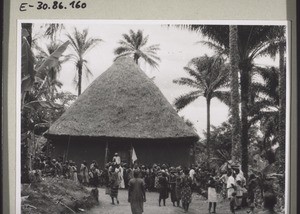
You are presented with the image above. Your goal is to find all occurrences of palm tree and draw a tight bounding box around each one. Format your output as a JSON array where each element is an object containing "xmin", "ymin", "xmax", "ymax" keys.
[
  {"xmin": 44, "ymin": 23, "xmax": 65, "ymax": 41},
  {"xmin": 181, "ymin": 25, "xmax": 280, "ymax": 178},
  {"xmin": 173, "ymin": 55, "xmax": 229, "ymax": 165},
  {"xmin": 66, "ymin": 28, "xmax": 102, "ymax": 96},
  {"xmin": 114, "ymin": 29, "xmax": 160, "ymax": 69},
  {"xmin": 258, "ymin": 26, "xmax": 286, "ymax": 164},
  {"xmin": 229, "ymin": 25, "xmax": 241, "ymax": 163},
  {"xmin": 249, "ymin": 66, "xmax": 279, "ymax": 137}
]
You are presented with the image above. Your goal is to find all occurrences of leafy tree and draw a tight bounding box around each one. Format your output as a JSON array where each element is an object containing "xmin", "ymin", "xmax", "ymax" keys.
[
  {"xmin": 205, "ymin": 121, "xmax": 232, "ymax": 165},
  {"xmin": 35, "ymin": 41, "xmax": 71, "ymax": 100},
  {"xmin": 21, "ymin": 26, "xmax": 70, "ymax": 109},
  {"xmin": 181, "ymin": 25, "xmax": 281, "ymax": 178},
  {"xmin": 66, "ymin": 28, "xmax": 102, "ymax": 95},
  {"xmin": 21, "ymin": 24, "xmax": 70, "ymax": 182},
  {"xmin": 173, "ymin": 55, "xmax": 229, "ymax": 165},
  {"xmin": 249, "ymin": 66, "xmax": 280, "ymax": 155},
  {"xmin": 258, "ymin": 26, "xmax": 286, "ymax": 170},
  {"xmin": 114, "ymin": 29, "xmax": 160, "ymax": 69}
]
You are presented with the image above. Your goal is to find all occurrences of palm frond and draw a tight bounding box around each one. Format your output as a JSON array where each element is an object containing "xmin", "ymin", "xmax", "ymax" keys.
[
  {"xmin": 83, "ymin": 63, "xmax": 93, "ymax": 80},
  {"xmin": 182, "ymin": 66, "xmax": 204, "ymax": 85},
  {"xmin": 173, "ymin": 77, "xmax": 201, "ymax": 89},
  {"xmin": 138, "ymin": 51, "xmax": 160, "ymax": 69},
  {"xmin": 212, "ymin": 91, "xmax": 231, "ymax": 106},
  {"xmin": 114, "ymin": 46, "xmax": 133, "ymax": 55},
  {"xmin": 173, "ymin": 90, "xmax": 201, "ymax": 111},
  {"xmin": 113, "ymin": 52, "xmax": 133, "ymax": 61},
  {"xmin": 140, "ymin": 35, "xmax": 149, "ymax": 47},
  {"xmin": 82, "ymin": 38, "xmax": 102, "ymax": 54},
  {"xmin": 122, "ymin": 33, "xmax": 133, "ymax": 45},
  {"xmin": 117, "ymin": 40, "xmax": 135, "ymax": 50},
  {"xmin": 197, "ymin": 41, "xmax": 228, "ymax": 56}
]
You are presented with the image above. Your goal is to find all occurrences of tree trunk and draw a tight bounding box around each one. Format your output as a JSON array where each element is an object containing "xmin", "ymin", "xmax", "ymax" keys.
[
  {"xmin": 21, "ymin": 23, "xmax": 33, "ymax": 183},
  {"xmin": 277, "ymin": 43, "xmax": 286, "ymax": 188},
  {"xmin": 229, "ymin": 25, "xmax": 241, "ymax": 163},
  {"xmin": 239, "ymin": 59, "xmax": 251, "ymax": 180},
  {"xmin": 134, "ymin": 54, "xmax": 139, "ymax": 64},
  {"xmin": 206, "ymin": 97, "xmax": 211, "ymax": 167},
  {"xmin": 278, "ymin": 44, "xmax": 286, "ymax": 151},
  {"xmin": 78, "ymin": 63, "xmax": 82, "ymax": 96},
  {"xmin": 22, "ymin": 23, "xmax": 33, "ymax": 45}
]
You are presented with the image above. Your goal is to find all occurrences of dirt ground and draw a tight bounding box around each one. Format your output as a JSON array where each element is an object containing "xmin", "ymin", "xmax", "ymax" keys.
[{"xmin": 83, "ymin": 188, "xmax": 254, "ymax": 214}]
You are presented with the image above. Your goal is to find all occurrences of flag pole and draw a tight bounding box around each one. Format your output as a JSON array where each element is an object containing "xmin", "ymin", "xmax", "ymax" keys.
[
  {"xmin": 104, "ymin": 142, "xmax": 108, "ymax": 166},
  {"xmin": 130, "ymin": 142, "xmax": 133, "ymax": 168}
]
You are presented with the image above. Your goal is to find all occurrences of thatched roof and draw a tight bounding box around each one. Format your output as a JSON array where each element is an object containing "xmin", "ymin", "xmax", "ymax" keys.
[{"xmin": 45, "ymin": 57, "xmax": 199, "ymax": 140}]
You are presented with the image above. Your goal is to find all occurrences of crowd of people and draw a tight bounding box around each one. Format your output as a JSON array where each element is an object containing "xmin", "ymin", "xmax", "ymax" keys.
[{"xmin": 31, "ymin": 153, "xmax": 278, "ymax": 214}]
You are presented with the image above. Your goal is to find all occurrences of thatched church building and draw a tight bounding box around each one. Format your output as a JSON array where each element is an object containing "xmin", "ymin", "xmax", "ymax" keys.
[{"xmin": 45, "ymin": 57, "xmax": 199, "ymax": 168}]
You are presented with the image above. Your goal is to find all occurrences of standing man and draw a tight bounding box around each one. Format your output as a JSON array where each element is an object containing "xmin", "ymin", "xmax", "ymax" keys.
[
  {"xmin": 109, "ymin": 165, "xmax": 120, "ymax": 205},
  {"xmin": 113, "ymin": 153, "xmax": 121, "ymax": 165},
  {"xmin": 80, "ymin": 161, "xmax": 89, "ymax": 185},
  {"xmin": 227, "ymin": 171, "xmax": 236, "ymax": 213},
  {"xmin": 169, "ymin": 168, "xmax": 179, "ymax": 207},
  {"xmin": 128, "ymin": 170, "xmax": 146, "ymax": 214}
]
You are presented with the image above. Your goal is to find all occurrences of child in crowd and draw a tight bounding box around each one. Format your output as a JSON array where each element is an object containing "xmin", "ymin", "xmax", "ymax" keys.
[
  {"xmin": 207, "ymin": 175, "xmax": 217, "ymax": 213},
  {"xmin": 235, "ymin": 180, "xmax": 244, "ymax": 209}
]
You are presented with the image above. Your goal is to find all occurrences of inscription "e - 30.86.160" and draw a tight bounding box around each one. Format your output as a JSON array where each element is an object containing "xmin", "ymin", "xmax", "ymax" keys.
[{"xmin": 20, "ymin": 1, "xmax": 87, "ymax": 12}]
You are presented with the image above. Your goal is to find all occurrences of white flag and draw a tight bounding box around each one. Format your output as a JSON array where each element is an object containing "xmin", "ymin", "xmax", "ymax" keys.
[{"xmin": 132, "ymin": 147, "xmax": 137, "ymax": 163}]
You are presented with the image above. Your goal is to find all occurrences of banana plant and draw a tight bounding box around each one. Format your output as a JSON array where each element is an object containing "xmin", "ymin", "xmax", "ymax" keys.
[{"xmin": 21, "ymin": 30, "xmax": 70, "ymax": 110}]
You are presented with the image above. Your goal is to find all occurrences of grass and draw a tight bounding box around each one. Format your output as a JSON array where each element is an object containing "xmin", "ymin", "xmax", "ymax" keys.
[{"xmin": 21, "ymin": 177, "xmax": 98, "ymax": 214}]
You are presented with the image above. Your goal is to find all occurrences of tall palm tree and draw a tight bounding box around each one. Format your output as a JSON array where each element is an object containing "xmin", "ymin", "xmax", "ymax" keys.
[
  {"xmin": 114, "ymin": 29, "xmax": 160, "ymax": 69},
  {"xmin": 173, "ymin": 55, "xmax": 229, "ymax": 165},
  {"xmin": 229, "ymin": 25, "xmax": 241, "ymax": 163},
  {"xmin": 181, "ymin": 25, "xmax": 280, "ymax": 178},
  {"xmin": 66, "ymin": 28, "xmax": 102, "ymax": 96}
]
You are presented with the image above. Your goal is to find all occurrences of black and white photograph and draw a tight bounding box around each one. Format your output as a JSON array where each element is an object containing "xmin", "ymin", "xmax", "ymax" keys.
[{"xmin": 18, "ymin": 21, "xmax": 289, "ymax": 214}]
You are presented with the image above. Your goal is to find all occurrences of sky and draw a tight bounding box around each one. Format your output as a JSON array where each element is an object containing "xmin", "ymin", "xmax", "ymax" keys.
[{"xmin": 32, "ymin": 21, "xmax": 280, "ymax": 137}]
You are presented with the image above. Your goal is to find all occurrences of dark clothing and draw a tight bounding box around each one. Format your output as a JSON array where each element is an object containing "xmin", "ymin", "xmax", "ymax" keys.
[
  {"xmin": 110, "ymin": 172, "xmax": 119, "ymax": 198},
  {"xmin": 110, "ymin": 186, "xmax": 119, "ymax": 198},
  {"xmin": 175, "ymin": 174, "xmax": 183, "ymax": 200},
  {"xmin": 208, "ymin": 177, "xmax": 217, "ymax": 188},
  {"xmin": 181, "ymin": 175, "xmax": 192, "ymax": 204},
  {"xmin": 248, "ymin": 179, "xmax": 256, "ymax": 204},
  {"xmin": 169, "ymin": 174, "xmax": 178, "ymax": 203},
  {"xmin": 128, "ymin": 178, "xmax": 146, "ymax": 214},
  {"xmin": 158, "ymin": 176, "xmax": 169, "ymax": 199}
]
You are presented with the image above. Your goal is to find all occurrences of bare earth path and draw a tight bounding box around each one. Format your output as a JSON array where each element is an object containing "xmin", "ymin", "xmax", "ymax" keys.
[{"xmin": 83, "ymin": 188, "xmax": 252, "ymax": 214}]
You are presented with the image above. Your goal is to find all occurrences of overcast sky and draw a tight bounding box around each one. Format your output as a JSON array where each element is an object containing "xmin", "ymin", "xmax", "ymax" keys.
[{"xmin": 32, "ymin": 21, "xmax": 279, "ymax": 137}]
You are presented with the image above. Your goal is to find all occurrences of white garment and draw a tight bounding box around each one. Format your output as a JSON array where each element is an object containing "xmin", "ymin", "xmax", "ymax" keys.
[
  {"xmin": 113, "ymin": 156, "xmax": 121, "ymax": 164},
  {"xmin": 220, "ymin": 174, "xmax": 228, "ymax": 184},
  {"xmin": 189, "ymin": 169, "xmax": 195, "ymax": 180},
  {"xmin": 208, "ymin": 187, "xmax": 217, "ymax": 202},
  {"xmin": 227, "ymin": 175, "xmax": 236, "ymax": 199},
  {"xmin": 226, "ymin": 176, "xmax": 235, "ymax": 189},
  {"xmin": 236, "ymin": 172, "xmax": 246, "ymax": 185},
  {"xmin": 118, "ymin": 166, "xmax": 125, "ymax": 188}
]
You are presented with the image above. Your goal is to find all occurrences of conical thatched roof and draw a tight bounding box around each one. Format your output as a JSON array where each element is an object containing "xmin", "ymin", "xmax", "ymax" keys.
[{"xmin": 46, "ymin": 57, "xmax": 198, "ymax": 140}]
